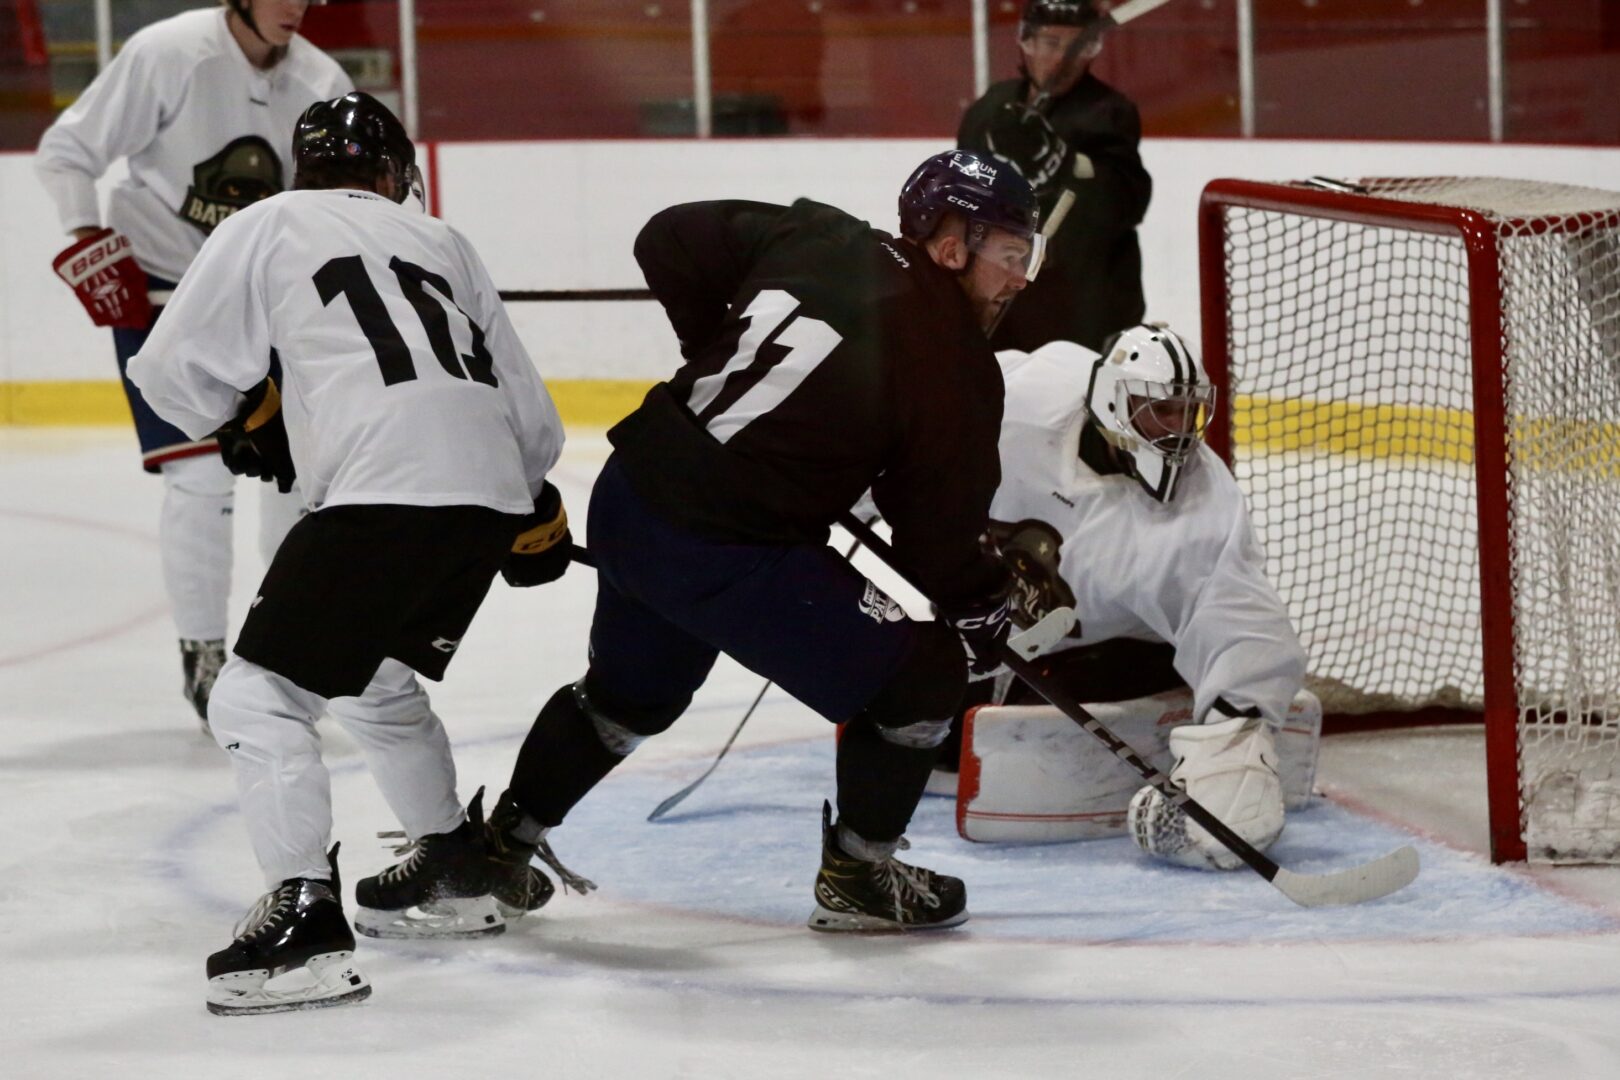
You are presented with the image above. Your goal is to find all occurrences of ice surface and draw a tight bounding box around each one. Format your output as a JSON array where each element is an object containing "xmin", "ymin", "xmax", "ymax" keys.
[{"xmin": 6, "ymin": 429, "xmax": 1620, "ymax": 1079}]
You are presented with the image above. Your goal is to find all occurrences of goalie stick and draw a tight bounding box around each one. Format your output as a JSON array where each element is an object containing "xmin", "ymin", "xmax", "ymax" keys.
[{"xmin": 837, "ymin": 513, "xmax": 1420, "ymax": 908}]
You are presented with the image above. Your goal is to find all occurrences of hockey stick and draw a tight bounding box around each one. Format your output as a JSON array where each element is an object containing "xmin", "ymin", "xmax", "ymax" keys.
[
  {"xmin": 837, "ymin": 513, "xmax": 1420, "ymax": 908},
  {"xmin": 645, "ymin": 523, "xmax": 872, "ymax": 823}
]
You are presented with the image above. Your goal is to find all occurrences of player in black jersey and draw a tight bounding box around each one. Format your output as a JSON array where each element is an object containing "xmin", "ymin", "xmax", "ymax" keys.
[{"xmin": 487, "ymin": 150, "xmax": 1043, "ymax": 932}]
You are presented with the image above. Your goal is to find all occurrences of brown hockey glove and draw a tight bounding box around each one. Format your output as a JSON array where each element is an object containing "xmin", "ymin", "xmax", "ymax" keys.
[
  {"xmin": 984, "ymin": 518, "xmax": 1079, "ymax": 631},
  {"xmin": 503, "ymin": 481, "xmax": 573, "ymax": 587},
  {"xmin": 52, "ymin": 228, "xmax": 153, "ymax": 329},
  {"xmin": 214, "ymin": 378, "xmax": 296, "ymax": 493}
]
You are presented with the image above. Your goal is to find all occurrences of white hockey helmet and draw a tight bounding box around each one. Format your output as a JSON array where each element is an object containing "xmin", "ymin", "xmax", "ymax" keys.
[{"xmin": 1085, "ymin": 323, "xmax": 1216, "ymax": 503}]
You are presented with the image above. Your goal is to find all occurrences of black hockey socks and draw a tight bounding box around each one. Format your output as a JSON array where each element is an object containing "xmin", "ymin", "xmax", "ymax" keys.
[
  {"xmin": 835, "ymin": 714, "xmax": 940, "ymax": 846},
  {"xmin": 507, "ymin": 682, "xmax": 630, "ymax": 827}
]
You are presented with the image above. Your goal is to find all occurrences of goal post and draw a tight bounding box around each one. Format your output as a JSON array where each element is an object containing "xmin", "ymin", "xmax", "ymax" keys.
[{"xmin": 1198, "ymin": 177, "xmax": 1620, "ymax": 864}]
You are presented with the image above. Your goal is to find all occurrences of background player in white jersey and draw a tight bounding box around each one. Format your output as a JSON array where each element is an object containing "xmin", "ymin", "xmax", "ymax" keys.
[
  {"xmin": 129, "ymin": 93, "xmax": 570, "ymax": 1015},
  {"xmin": 938, "ymin": 325, "xmax": 1311, "ymax": 869},
  {"xmin": 34, "ymin": 0, "xmax": 351, "ymax": 729}
]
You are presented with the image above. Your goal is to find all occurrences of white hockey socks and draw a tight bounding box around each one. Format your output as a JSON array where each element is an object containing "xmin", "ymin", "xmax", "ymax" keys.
[
  {"xmin": 1127, "ymin": 713, "xmax": 1285, "ymax": 870},
  {"xmin": 326, "ymin": 660, "xmax": 464, "ymax": 843},
  {"xmin": 159, "ymin": 454, "xmax": 234, "ymax": 641}
]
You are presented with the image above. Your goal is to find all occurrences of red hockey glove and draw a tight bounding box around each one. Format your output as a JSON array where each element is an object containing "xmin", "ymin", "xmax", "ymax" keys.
[{"xmin": 52, "ymin": 228, "xmax": 152, "ymax": 329}]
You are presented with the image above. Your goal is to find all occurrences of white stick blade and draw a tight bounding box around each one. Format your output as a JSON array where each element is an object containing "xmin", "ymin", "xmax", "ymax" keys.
[{"xmin": 1272, "ymin": 845, "xmax": 1420, "ymax": 908}]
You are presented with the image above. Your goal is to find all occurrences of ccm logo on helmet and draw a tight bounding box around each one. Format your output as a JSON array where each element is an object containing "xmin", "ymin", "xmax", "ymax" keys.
[{"xmin": 947, "ymin": 195, "xmax": 982, "ymax": 211}]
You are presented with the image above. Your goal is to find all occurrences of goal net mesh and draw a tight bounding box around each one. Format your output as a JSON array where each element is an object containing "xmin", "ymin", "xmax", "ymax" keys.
[{"xmin": 1216, "ymin": 177, "xmax": 1620, "ymax": 862}]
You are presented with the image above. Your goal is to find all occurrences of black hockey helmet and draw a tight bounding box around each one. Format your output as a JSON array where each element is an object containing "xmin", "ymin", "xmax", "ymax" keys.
[
  {"xmin": 1019, "ymin": 0, "xmax": 1104, "ymax": 35},
  {"xmin": 293, "ymin": 92, "xmax": 421, "ymax": 205},
  {"xmin": 898, "ymin": 150, "xmax": 1044, "ymax": 276}
]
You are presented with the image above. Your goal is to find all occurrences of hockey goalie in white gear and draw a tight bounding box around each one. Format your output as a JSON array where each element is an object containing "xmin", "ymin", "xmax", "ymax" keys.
[{"xmin": 943, "ymin": 325, "xmax": 1309, "ymax": 871}]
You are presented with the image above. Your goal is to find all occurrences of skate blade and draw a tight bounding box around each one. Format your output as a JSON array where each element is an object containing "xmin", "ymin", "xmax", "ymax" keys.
[
  {"xmin": 806, "ymin": 903, "xmax": 970, "ymax": 933},
  {"xmin": 207, "ymin": 951, "xmax": 371, "ymax": 1016},
  {"xmin": 354, "ymin": 895, "xmax": 505, "ymax": 940},
  {"xmin": 495, "ymin": 898, "xmax": 544, "ymax": 921}
]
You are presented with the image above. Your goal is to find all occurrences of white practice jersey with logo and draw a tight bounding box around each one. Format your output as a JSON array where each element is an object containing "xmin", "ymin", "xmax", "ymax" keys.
[
  {"xmin": 34, "ymin": 8, "xmax": 351, "ymax": 282},
  {"xmin": 128, "ymin": 189, "xmax": 564, "ymax": 514},
  {"xmin": 992, "ymin": 341, "xmax": 1307, "ymax": 727}
]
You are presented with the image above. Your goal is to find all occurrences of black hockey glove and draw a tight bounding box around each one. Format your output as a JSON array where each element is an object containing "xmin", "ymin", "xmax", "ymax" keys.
[
  {"xmin": 984, "ymin": 103, "xmax": 1070, "ymax": 194},
  {"xmin": 502, "ymin": 481, "xmax": 573, "ymax": 587},
  {"xmin": 940, "ymin": 577, "xmax": 1014, "ymax": 677},
  {"xmin": 214, "ymin": 377, "xmax": 295, "ymax": 494}
]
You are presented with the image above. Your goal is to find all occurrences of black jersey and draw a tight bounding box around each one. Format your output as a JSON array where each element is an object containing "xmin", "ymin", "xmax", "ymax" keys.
[
  {"xmin": 958, "ymin": 73, "xmax": 1152, "ymax": 353},
  {"xmin": 610, "ymin": 197, "xmax": 1005, "ymax": 606}
]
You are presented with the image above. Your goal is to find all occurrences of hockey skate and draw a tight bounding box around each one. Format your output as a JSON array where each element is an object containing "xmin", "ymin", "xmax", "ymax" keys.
[
  {"xmin": 485, "ymin": 789, "xmax": 598, "ymax": 920},
  {"xmin": 180, "ymin": 638, "xmax": 225, "ymax": 734},
  {"xmin": 353, "ymin": 788, "xmax": 505, "ymax": 940},
  {"xmin": 808, "ymin": 802, "xmax": 968, "ymax": 932},
  {"xmin": 206, "ymin": 844, "xmax": 370, "ymax": 1016}
]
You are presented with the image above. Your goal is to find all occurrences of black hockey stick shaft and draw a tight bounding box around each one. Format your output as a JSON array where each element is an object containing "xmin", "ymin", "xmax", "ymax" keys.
[{"xmin": 835, "ymin": 513, "xmax": 1286, "ymax": 881}]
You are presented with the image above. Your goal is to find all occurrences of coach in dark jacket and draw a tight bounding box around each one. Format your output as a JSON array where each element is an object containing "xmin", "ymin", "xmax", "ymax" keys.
[{"xmin": 958, "ymin": 0, "xmax": 1152, "ymax": 352}]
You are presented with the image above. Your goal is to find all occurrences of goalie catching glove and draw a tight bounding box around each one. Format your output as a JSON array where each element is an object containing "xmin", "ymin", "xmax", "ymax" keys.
[
  {"xmin": 1126, "ymin": 706, "xmax": 1285, "ymax": 870},
  {"xmin": 502, "ymin": 481, "xmax": 573, "ymax": 587},
  {"xmin": 215, "ymin": 377, "xmax": 295, "ymax": 494},
  {"xmin": 52, "ymin": 228, "xmax": 152, "ymax": 329}
]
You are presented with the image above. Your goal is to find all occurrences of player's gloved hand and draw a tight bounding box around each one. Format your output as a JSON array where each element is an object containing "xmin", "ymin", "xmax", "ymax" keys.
[
  {"xmin": 51, "ymin": 228, "xmax": 153, "ymax": 329},
  {"xmin": 983, "ymin": 103, "xmax": 1069, "ymax": 194},
  {"xmin": 940, "ymin": 576, "xmax": 1014, "ymax": 677},
  {"xmin": 214, "ymin": 378, "xmax": 296, "ymax": 493},
  {"xmin": 502, "ymin": 481, "xmax": 573, "ymax": 587}
]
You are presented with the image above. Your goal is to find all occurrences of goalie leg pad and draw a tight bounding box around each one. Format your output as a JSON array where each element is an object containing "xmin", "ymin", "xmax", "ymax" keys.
[{"xmin": 1127, "ymin": 716, "xmax": 1284, "ymax": 871}]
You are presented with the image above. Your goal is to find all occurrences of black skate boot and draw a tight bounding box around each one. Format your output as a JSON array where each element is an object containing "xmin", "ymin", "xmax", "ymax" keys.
[
  {"xmin": 808, "ymin": 802, "xmax": 968, "ymax": 932},
  {"xmin": 180, "ymin": 638, "xmax": 226, "ymax": 734},
  {"xmin": 206, "ymin": 844, "xmax": 370, "ymax": 1016},
  {"xmin": 485, "ymin": 789, "xmax": 597, "ymax": 920},
  {"xmin": 353, "ymin": 788, "xmax": 505, "ymax": 940}
]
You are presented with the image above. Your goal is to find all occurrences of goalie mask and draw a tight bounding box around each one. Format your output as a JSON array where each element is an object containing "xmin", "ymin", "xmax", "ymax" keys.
[{"xmin": 1085, "ymin": 324, "xmax": 1215, "ymax": 503}]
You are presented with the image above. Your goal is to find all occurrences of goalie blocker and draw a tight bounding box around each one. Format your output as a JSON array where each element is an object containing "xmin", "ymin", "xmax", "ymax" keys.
[{"xmin": 954, "ymin": 688, "xmax": 1321, "ymax": 854}]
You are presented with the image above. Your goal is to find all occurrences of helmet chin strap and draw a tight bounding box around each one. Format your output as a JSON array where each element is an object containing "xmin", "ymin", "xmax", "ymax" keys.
[{"xmin": 228, "ymin": 2, "xmax": 289, "ymax": 64}]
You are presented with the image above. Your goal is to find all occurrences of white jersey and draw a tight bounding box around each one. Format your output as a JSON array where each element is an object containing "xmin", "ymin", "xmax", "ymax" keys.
[
  {"xmin": 992, "ymin": 341, "xmax": 1307, "ymax": 726},
  {"xmin": 128, "ymin": 189, "xmax": 563, "ymax": 515},
  {"xmin": 34, "ymin": 8, "xmax": 351, "ymax": 283}
]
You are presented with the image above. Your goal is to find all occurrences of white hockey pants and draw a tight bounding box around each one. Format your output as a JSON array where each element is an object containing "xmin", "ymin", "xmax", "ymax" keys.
[{"xmin": 208, "ymin": 656, "xmax": 463, "ymax": 887}]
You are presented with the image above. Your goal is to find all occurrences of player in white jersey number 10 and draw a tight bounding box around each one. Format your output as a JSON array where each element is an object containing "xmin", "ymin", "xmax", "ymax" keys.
[{"xmin": 128, "ymin": 93, "xmax": 573, "ymax": 1016}]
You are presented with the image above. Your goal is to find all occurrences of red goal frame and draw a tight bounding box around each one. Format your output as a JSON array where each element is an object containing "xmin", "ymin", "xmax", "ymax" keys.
[{"xmin": 1196, "ymin": 179, "xmax": 1525, "ymax": 862}]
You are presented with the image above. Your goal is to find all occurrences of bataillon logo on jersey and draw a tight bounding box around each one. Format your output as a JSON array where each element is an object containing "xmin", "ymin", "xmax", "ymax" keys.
[{"xmin": 179, "ymin": 136, "xmax": 284, "ymax": 234}]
